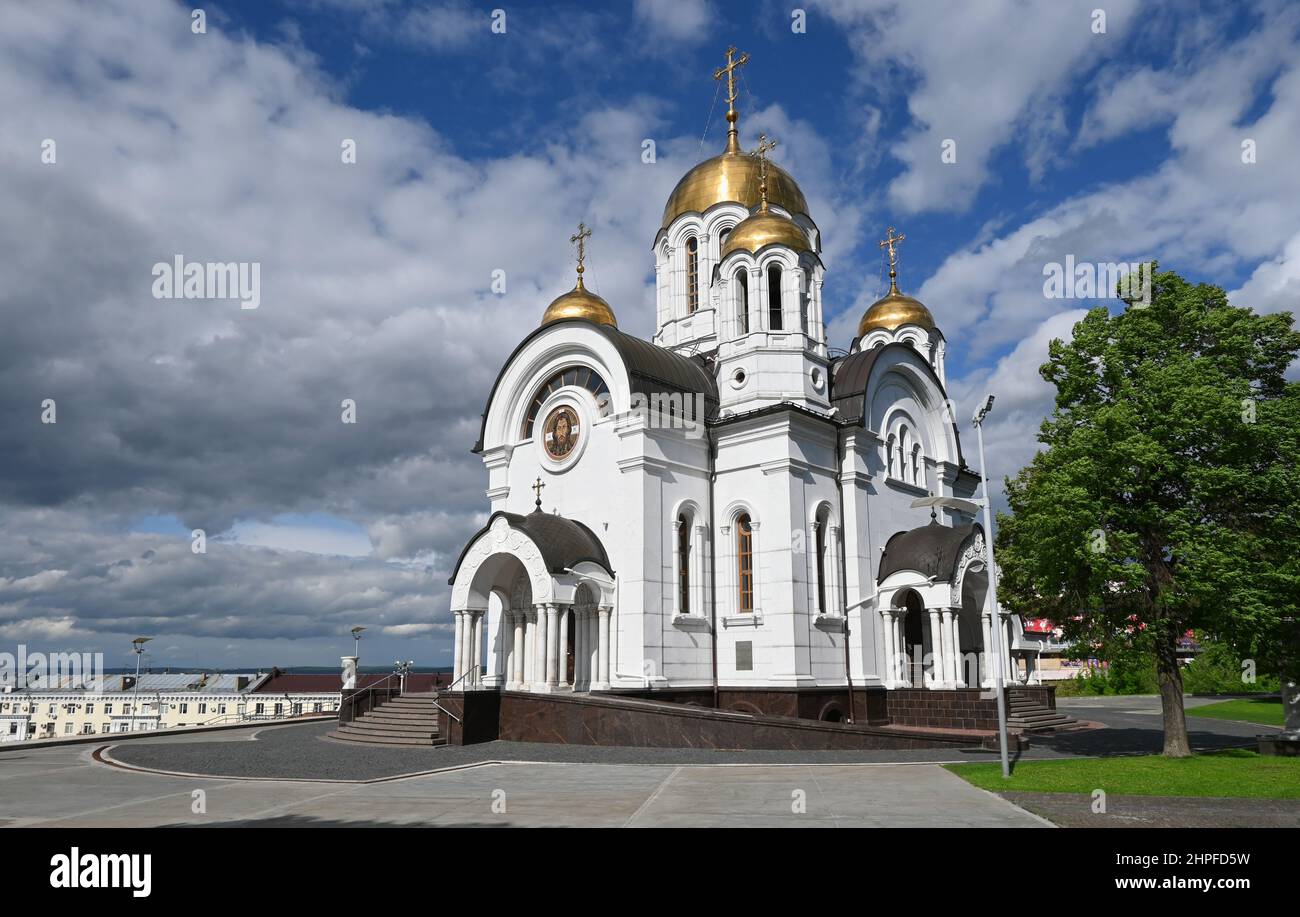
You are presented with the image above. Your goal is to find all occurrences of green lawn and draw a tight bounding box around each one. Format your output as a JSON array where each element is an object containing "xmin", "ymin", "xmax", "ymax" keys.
[
  {"xmin": 947, "ymin": 749, "xmax": 1300, "ymax": 798},
  {"xmin": 1188, "ymin": 696, "xmax": 1285, "ymax": 727}
]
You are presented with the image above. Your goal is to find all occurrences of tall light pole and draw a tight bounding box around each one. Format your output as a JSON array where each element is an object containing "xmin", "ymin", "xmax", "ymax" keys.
[
  {"xmin": 131, "ymin": 637, "xmax": 151, "ymax": 733},
  {"xmin": 351, "ymin": 626, "xmax": 365, "ymax": 661},
  {"xmin": 972, "ymin": 395, "xmax": 1012, "ymax": 779}
]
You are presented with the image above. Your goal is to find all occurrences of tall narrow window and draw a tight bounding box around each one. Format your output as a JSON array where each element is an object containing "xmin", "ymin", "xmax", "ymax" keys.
[
  {"xmin": 886, "ymin": 435, "xmax": 897, "ymax": 478},
  {"xmin": 686, "ymin": 236, "xmax": 699, "ymax": 314},
  {"xmin": 912, "ymin": 444, "xmax": 922, "ymax": 486},
  {"xmin": 815, "ymin": 522, "xmax": 827, "ymax": 615},
  {"xmin": 677, "ymin": 514, "xmax": 691, "ymax": 615},
  {"xmin": 737, "ymin": 514, "xmax": 754, "ymax": 613},
  {"xmin": 736, "ymin": 270, "xmax": 749, "ymax": 334},
  {"xmin": 767, "ymin": 265, "xmax": 783, "ymax": 330}
]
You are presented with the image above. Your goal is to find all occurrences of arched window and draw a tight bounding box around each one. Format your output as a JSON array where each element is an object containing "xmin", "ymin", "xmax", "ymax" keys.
[
  {"xmin": 886, "ymin": 434, "xmax": 896, "ymax": 478},
  {"xmin": 897, "ymin": 425, "xmax": 909, "ymax": 482},
  {"xmin": 735, "ymin": 270, "xmax": 749, "ymax": 335},
  {"xmin": 522, "ymin": 365, "xmax": 610, "ymax": 437},
  {"xmin": 815, "ymin": 521, "xmax": 827, "ymax": 615},
  {"xmin": 911, "ymin": 444, "xmax": 923, "ymax": 487},
  {"xmin": 767, "ymin": 264, "xmax": 783, "ymax": 330},
  {"xmin": 677, "ymin": 514, "xmax": 691, "ymax": 615},
  {"xmin": 686, "ymin": 236, "xmax": 699, "ymax": 314},
  {"xmin": 736, "ymin": 514, "xmax": 754, "ymax": 613}
]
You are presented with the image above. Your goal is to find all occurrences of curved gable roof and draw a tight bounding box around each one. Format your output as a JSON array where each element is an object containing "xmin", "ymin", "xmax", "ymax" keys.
[
  {"xmin": 447, "ymin": 510, "xmax": 613, "ymax": 585},
  {"xmin": 877, "ymin": 521, "xmax": 980, "ymax": 584},
  {"xmin": 830, "ymin": 342, "xmax": 966, "ymax": 468},
  {"xmin": 473, "ymin": 319, "xmax": 719, "ymax": 454}
]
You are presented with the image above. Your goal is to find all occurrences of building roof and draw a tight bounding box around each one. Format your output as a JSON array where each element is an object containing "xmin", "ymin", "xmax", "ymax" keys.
[
  {"xmin": 254, "ymin": 671, "xmax": 452, "ymax": 694},
  {"xmin": 473, "ymin": 319, "xmax": 718, "ymax": 454},
  {"xmin": 829, "ymin": 342, "xmax": 969, "ymax": 470},
  {"xmin": 447, "ymin": 510, "xmax": 613, "ymax": 585},
  {"xmin": 17, "ymin": 672, "xmax": 265, "ymax": 693},
  {"xmin": 877, "ymin": 521, "xmax": 980, "ymax": 584}
]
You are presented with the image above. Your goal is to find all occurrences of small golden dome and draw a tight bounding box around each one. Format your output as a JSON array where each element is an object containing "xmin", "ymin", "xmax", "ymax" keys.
[
  {"xmin": 857, "ymin": 289, "xmax": 935, "ymax": 335},
  {"xmin": 661, "ymin": 134, "xmax": 809, "ymax": 231},
  {"xmin": 721, "ymin": 208, "xmax": 810, "ymax": 259},
  {"xmin": 541, "ymin": 276, "xmax": 617, "ymax": 328}
]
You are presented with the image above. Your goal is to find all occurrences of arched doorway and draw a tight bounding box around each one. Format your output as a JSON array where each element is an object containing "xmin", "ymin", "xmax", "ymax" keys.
[
  {"xmin": 565, "ymin": 608, "xmax": 576, "ymax": 686},
  {"xmin": 902, "ymin": 591, "xmax": 925, "ymax": 687}
]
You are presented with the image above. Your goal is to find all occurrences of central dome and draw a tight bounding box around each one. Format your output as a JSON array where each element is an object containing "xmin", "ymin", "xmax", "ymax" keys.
[{"xmin": 661, "ymin": 135, "xmax": 809, "ymax": 230}]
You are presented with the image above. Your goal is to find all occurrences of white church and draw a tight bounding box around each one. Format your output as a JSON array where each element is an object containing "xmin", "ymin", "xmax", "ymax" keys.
[{"xmin": 447, "ymin": 51, "xmax": 1027, "ymax": 719}]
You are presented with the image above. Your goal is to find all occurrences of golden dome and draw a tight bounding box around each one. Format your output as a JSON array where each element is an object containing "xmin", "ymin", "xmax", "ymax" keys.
[
  {"xmin": 541, "ymin": 276, "xmax": 617, "ymax": 328},
  {"xmin": 721, "ymin": 207, "xmax": 810, "ymax": 259},
  {"xmin": 661, "ymin": 133, "xmax": 809, "ymax": 231},
  {"xmin": 857, "ymin": 289, "xmax": 935, "ymax": 336}
]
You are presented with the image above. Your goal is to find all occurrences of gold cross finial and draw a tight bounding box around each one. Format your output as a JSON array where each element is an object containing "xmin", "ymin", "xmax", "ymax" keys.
[
  {"xmin": 879, "ymin": 226, "xmax": 906, "ymax": 294},
  {"xmin": 714, "ymin": 46, "xmax": 750, "ymax": 152},
  {"xmin": 570, "ymin": 222, "xmax": 592, "ymax": 285},
  {"xmin": 751, "ymin": 133, "xmax": 777, "ymax": 210},
  {"xmin": 531, "ymin": 476, "xmax": 545, "ymax": 511}
]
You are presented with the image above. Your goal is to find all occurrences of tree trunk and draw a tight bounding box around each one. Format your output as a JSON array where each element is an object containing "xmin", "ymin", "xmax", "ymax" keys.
[{"xmin": 1155, "ymin": 628, "xmax": 1191, "ymax": 757}]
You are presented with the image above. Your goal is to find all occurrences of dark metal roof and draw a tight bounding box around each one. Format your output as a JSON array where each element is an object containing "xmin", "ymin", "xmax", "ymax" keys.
[
  {"xmin": 830, "ymin": 342, "xmax": 968, "ymax": 469},
  {"xmin": 877, "ymin": 521, "xmax": 980, "ymax": 584},
  {"xmin": 447, "ymin": 510, "xmax": 613, "ymax": 585},
  {"xmin": 472, "ymin": 318, "xmax": 719, "ymax": 453}
]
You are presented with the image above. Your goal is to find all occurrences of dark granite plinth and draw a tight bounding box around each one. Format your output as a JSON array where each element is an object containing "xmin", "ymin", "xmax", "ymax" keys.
[
  {"xmin": 440, "ymin": 690, "xmax": 985, "ymax": 751},
  {"xmin": 610, "ymin": 686, "xmax": 889, "ymax": 724},
  {"xmin": 887, "ymin": 686, "xmax": 1056, "ymax": 731}
]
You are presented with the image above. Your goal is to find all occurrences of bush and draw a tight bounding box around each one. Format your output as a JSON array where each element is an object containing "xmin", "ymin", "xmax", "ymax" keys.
[{"xmin": 1181, "ymin": 638, "xmax": 1279, "ymax": 695}]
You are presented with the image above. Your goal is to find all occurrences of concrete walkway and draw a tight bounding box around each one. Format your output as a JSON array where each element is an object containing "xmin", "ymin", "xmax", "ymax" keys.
[{"xmin": 0, "ymin": 736, "xmax": 1048, "ymax": 827}]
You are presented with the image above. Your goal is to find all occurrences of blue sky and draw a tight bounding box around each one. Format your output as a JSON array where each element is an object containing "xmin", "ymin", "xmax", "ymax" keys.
[{"xmin": 0, "ymin": 0, "xmax": 1297, "ymax": 671}]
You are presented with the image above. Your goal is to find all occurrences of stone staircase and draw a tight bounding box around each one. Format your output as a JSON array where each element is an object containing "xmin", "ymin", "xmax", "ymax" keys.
[
  {"xmin": 1006, "ymin": 688, "xmax": 1076, "ymax": 732},
  {"xmin": 327, "ymin": 692, "xmax": 446, "ymax": 747}
]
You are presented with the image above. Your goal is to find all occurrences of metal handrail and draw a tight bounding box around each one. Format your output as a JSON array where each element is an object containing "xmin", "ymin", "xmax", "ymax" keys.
[{"xmin": 445, "ymin": 665, "xmax": 481, "ymax": 693}]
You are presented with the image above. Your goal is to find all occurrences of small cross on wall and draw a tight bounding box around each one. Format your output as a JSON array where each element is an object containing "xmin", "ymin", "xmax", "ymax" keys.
[{"xmin": 531, "ymin": 476, "xmax": 545, "ymax": 511}]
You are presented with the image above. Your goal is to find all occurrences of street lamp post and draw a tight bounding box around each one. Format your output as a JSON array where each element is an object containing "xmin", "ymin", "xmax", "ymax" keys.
[
  {"xmin": 972, "ymin": 395, "xmax": 1012, "ymax": 779},
  {"xmin": 351, "ymin": 626, "xmax": 365, "ymax": 660},
  {"xmin": 131, "ymin": 637, "xmax": 151, "ymax": 733}
]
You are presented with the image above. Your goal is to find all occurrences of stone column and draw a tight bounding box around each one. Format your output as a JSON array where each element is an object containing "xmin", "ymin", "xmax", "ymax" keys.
[
  {"xmin": 881, "ymin": 610, "xmax": 896, "ymax": 687},
  {"xmin": 533, "ymin": 604, "xmax": 548, "ymax": 691},
  {"xmin": 512, "ymin": 613, "xmax": 526, "ymax": 689},
  {"xmin": 557, "ymin": 607, "xmax": 570, "ymax": 688},
  {"xmin": 691, "ymin": 523, "xmax": 707, "ymax": 617},
  {"xmin": 947, "ymin": 610, "xmax": 966, "ymax": 687},
  {"xmin": 503, "ymin": 612, "xmax": 516, "ymax": 690},
  {"xmin": 596, "ymin": 606, "xmax": 611, "ymax": 689},
  {"xmin": 467, "ymin": 611, "xmax": 481, "ymax": 687},
  {"xmin": 452, "ymin": 610, "xmax": 465, "ymax": 686},
  {"xmin": 939, "ymin": 608, "xmax": 954, "ymax": 686},
  {"xmin": 588, "ymin": 611, "xmax": 599, "ymax": 682},
  {"xmin": 927, "ymin": 609, "xmax": 944, "ymax": 688},
  {"xmin": 546, "ymin": 603, "xmax": 560, "ymax": 688},
  {"xmin": 1003, "ymin": 615, "xmax": 1015, "ymax": 681},
  {"xmin": 827, "ymin": 524, "xmax": 842, "ymax": 615},
  {"xmin": 980, "ymin": 611, "xmax": 994, "ymax": 687}
]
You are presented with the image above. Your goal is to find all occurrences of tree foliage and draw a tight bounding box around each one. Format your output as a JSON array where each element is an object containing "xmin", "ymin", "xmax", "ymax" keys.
[{"xmin": 996, "ymin": 266, "xmax": 1300, "ymax": 755}]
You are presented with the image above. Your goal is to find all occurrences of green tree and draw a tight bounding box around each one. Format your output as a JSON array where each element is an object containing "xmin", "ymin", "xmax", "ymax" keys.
[{"xmin": 996, "ymin": 267, "xmax": 1300, "ymax": 756}]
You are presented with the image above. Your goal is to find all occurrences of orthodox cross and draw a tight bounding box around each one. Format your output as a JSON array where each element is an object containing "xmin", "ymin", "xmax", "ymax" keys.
[
  {"xmin": 531, "ymin": 476, "xmax": 545, "ymax": 511},
  {"xmin": 570, "ymin": 222, "xmax": 592, "ymax": 280},
  {"xmin": 879, "ymin": 226, "xmax": 906, "ymax": 293},
  {"xmin": 714, "ymin": 46, "xmax": 750, "ymax": 116},
  {"xmin": 750, "ymin": 133, "xmax": 777, "ymax": 209}
]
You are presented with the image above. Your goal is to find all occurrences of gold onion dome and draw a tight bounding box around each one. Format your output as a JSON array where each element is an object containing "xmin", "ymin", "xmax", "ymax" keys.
[
  {"xmin": 857, "ymin": 289, "xmax": 935, "ymax": 335},
  {"xmin": 661, "ymin": 46, "xmax": 809, "ymax": 230},
  {"xmin": 720, "ymin": 133, "xmax": 811, "ymax": 259},
  {"xmin": 662, "ymin": 137, "xmax": 810, "ymax": 231},
  {"xmin": 542, "ymin": 222, "xmax": 617, "ymax": 327},
  {"xmin": 857, "ymin": 226, "xmax": 935, "ymax": 335},
  {"xmin": 541, "ymin": 275, "xmax": 617, "ymax": 327}
]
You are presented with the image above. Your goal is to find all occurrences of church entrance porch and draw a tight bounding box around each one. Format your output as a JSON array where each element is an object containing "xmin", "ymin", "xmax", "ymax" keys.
[{"xmin": 448, "ymin": 511, "xmax": 615, "ymax": 694}]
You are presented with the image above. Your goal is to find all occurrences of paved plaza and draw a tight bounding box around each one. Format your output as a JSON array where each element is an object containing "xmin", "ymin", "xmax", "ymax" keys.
[{"xmin": 0, "ymin": 695, "xmax": 1276, "ymax": 828}]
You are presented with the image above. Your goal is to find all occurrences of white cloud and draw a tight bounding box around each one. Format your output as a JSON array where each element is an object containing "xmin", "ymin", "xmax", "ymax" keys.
[
  {"xmin": 633, "ymin": 0, "xmax": 714, "ymax": 44},
  {"xmin": 812, "ymin": 0, "xmax": 1141, "ymax": 213}
]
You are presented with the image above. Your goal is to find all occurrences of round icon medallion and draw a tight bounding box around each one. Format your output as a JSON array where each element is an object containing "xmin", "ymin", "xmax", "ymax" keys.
[{"xmin": 542, "ymin": 405, "xmax": 581, "ymax": 460}]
